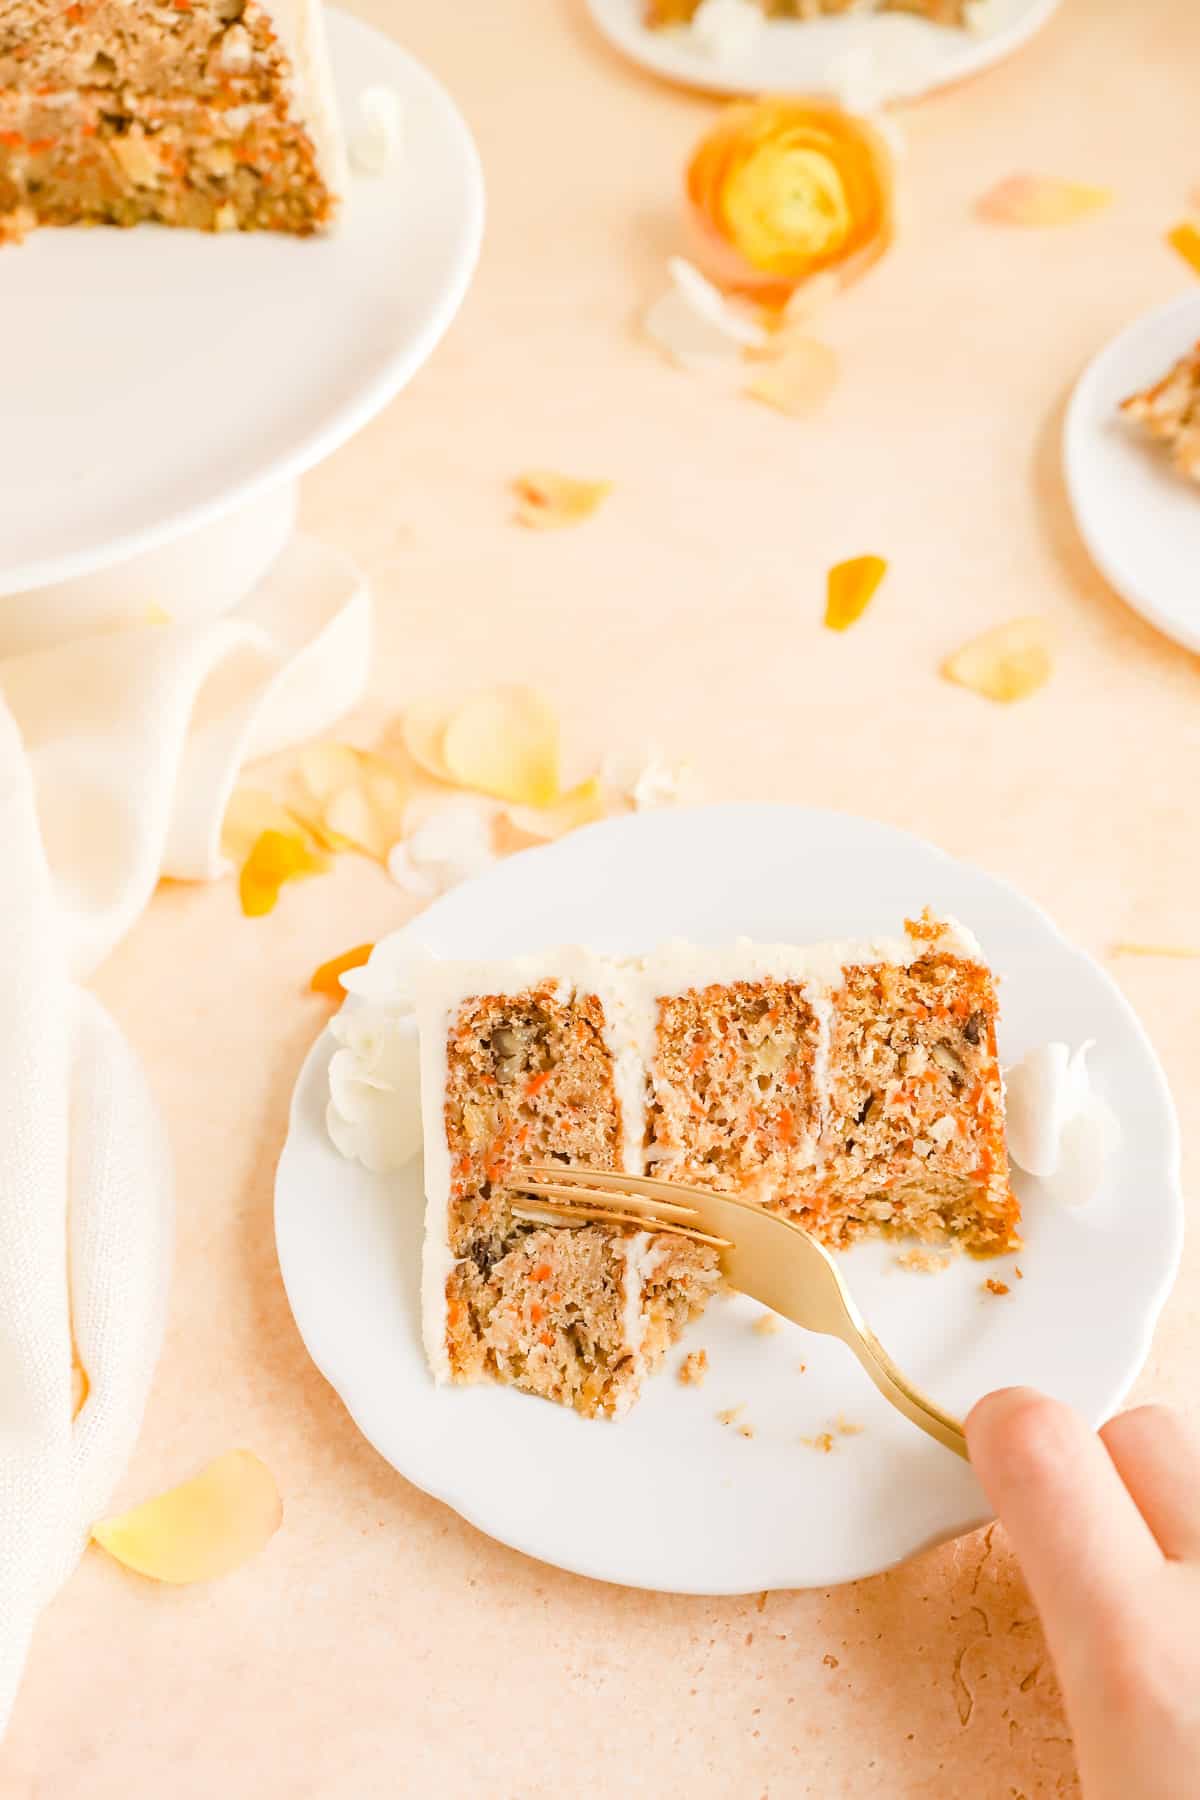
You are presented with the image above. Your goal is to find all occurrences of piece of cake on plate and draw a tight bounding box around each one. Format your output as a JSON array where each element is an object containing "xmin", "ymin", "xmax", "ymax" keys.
[
  {"xmin": 645, "ymin": 1, "xmax": 973, "ymax": 27},
  {"xmin": 414, "ymin": 913, "xmax": 1018, "ymax": 1419},
  {"xmin": 0, "ymin": 0, "xmax": 344, "ymax": 240},
  {"xmin": 1120, "ymin": 342, "xmax": 1200, "ymax": 486}
]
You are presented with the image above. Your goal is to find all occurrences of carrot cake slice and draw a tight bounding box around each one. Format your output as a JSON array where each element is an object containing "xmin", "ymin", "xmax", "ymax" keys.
[
  {"xmin": 414, "ymin": 914, "xmax": 1018, "ymax": 1419},
  {"xmin": 0, "ymin": 0, "xmax": 343, "ymax": 239},
  {"xmin": 646, "ymin": 1, "xmax": 973, "ymax": 26},
  {"xmin": 1120, "ymin": 342, "xmax": 1200, "ymax": 486}
]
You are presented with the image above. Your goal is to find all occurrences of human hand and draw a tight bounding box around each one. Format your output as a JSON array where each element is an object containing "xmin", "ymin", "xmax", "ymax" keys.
[{"xmin": 966, "ymin": 1389, "xmax": 1200, "ymax": 1800}]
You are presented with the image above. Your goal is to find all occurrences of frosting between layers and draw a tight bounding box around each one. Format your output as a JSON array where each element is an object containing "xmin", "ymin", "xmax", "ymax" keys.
[{"xmin": 411, "ymin": 915, "xmax": 984, "ymax": 1386}]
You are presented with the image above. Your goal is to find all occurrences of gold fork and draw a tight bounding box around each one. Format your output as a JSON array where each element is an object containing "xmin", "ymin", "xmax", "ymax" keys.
[{"xmin": 508, "ymin": 1164, "xmax": 968, "ymax": 1460}]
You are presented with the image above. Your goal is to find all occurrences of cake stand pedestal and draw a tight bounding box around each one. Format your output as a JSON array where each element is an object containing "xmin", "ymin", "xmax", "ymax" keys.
[{"xmin": 0, "ymin": 9, "xmax": 484, "ymax": 653}]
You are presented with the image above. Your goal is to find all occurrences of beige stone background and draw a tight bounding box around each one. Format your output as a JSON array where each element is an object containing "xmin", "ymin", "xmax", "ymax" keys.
[{"xmin": 5, "ymin": 0, "xmax": 1199, "ymax": 1793}]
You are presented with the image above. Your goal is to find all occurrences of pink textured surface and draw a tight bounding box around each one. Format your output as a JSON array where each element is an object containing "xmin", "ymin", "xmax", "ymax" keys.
[{"xmin": 5, "ymin": 0, "xmax": 1199, "ymax": 1793}]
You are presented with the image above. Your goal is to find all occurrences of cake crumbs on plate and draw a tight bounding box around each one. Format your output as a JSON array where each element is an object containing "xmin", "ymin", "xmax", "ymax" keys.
[
  {"xmin": 797, "ymin": 1362, "xmax": 807, "ymax": 1374},
  {"xmin": 753, "ymin": 1312, "xmax": 782, "ymax": 1336},
  {"xmin": 737, "ymin": 1423, "xmax": 756, "ymax": 1440},
  {"xmin": 717, "ymin": 1406, "xmax": 743, "ymax": 1426},
  {"xmin": 835, "ymin": 1415, "xmax": 864, "ymax": 1437},
  {"xmin": 678, "ymin": 1348, "xmax": 709, "ymax": 1386},
  {"xmin": 1014, "ymin": 1266, "xmax": 1024, "ymax": 1279},
  {"xmin": 897, "ymin": 1247, "xmax": 952, "ymax": 1274},
  {"xmin": 984, "ymin": 1278, "xmax": 1011, "ymax": 1297},
  {"xmin": 823, "ymin": 1654, "xmax": 840, "ymax": 1669},
  {"xmin": 801, "ymin": 1432, "xmax": 836, "ymax": 1454}
]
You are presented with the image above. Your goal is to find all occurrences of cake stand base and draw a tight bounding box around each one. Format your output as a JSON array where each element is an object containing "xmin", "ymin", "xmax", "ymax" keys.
[{"xmin": 0, "ymin": 482, "xmax": 309, "ymax": 658}]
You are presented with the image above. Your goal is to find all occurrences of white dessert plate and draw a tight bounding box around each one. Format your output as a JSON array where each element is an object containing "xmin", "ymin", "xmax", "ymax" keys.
[
  {"xmin": 0, "ymin": 9, "xmax": 484, "ymax": 598},
  {"xmin": 1063, "ymin": 292, "xmax": 1200, "ymax": 656},
  {"xmin": 584, "ymin": 0, "xmax": 1061, "ymax": 104},
  {"xmin": 275, "ymin": 805, "xmax": 1181, "ymax": 1594}
]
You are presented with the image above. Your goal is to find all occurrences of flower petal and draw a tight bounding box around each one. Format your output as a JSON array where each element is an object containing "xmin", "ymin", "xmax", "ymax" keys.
[
  {"xmin": 1167, "ymin": 220, "xmax": 1200, "ymax": 275},
  {"xmin": 310, "ymin": 942, "xmax": 375, "ymax": 998},
  {"xmin": 221, "ymin": 786, "xmax": 308, "ymax": 867},
  {"xmin": 644, "ymin": 288, "xmax": 745, "ymax": 372},
  {"xmin": 400, "ymin": 697, "xmax": 457, "ymax": 784},
  {"xmin": 745, "ymin": 338, "xmax": 839, "ymax": 417},
  {"xmin": 978, "ymin": 175, "xmax": 1112, "ymax": 227},
  {"xmin": 91, "ymin": 1451, "xmax": 281, "ymax": 1584},
  {"xmin": 668, "ymin": 256, "xmax": 769, "ymax": 347},
  {"xmin": 513, "ymin": 471, "xmax": 612, "ymax": 530},
  {"xmin": 504, "ymin": 776, "xmax": 607, "ymax": 841},
  {"xmin": 238, "ymin": 827, "xmax": 328, "ymax": 917},
  {"xmin": 942, "ymin": 617, "xmax": 1053, "ymax": 703},
  {"xmin": 295, "ymin": 745, "xmax": 410, "ymax": 864},
  {"xmin": 825, "ymin": 555, "xmax": 887, "ymax": 631},
  {"xmin": 442, "ymin": 686, "xmax": 560, "ymax": 807}
]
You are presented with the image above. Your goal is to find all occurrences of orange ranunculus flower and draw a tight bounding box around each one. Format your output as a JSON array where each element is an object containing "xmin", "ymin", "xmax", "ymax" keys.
[{"xmin": 686, "ymin": 98, "xmax": 894, "ymax": 300}]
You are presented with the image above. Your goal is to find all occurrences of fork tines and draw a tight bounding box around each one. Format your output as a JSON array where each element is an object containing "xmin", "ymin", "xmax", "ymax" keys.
[{"xmin": 507, "ymin": 1165, "xmax": 733, "ymax": 1251}]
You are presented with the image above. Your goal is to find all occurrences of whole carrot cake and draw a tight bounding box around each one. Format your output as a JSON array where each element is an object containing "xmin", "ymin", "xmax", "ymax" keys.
[
  {"xmin": 0, "ymin": 0, "xmax": 344, "ymax": 240},
  {"xmin": 414, "ymin": 913, "xmax": 1018, "ymax": 1419}
]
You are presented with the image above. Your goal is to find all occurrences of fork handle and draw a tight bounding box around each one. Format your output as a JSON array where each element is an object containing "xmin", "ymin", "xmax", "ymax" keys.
[{"xmin": 839, "ymin": 1324, "xmax": 969, "ymax": 1460}]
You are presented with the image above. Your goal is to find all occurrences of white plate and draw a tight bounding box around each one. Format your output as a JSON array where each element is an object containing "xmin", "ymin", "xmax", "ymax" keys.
[
  {"xmin": 1064, "ymin": 292, "xmax": 1200, "ymax": 655},
  {"xmin": 0, "ymin": 9, "xmax": 484, "ymax": 598},
  {"xmin": 584, "ymin": 0, "xmax": 1061, "ymax": 103},
  {"xmin": 275, "ymin": 805, "xmax": 1182, "ymax": 1594}
]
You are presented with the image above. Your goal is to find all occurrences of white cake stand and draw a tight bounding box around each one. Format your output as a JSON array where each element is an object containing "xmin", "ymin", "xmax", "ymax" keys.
[{"xmin": 0, "ymin": 8, "xmax": 484, "ymax": 651}]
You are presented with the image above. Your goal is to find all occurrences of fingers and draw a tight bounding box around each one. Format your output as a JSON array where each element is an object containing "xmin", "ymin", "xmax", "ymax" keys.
[
  {"xmin": 1100, "ymin": 1404, "xmax": 1200, "ymax": 1562},
  {"xmin": 966, "ymin": 1388, "xmax": 1161, "ymax": 1639}
]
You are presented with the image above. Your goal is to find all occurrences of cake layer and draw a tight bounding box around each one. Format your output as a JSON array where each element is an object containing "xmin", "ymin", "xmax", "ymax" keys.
[
  {"xmin": 0, "ymin": 88, "xmax": 332, "ymax": 230},
  {"xmin": 415, "ymin": 917, "xmax": 1018, "ymax": 1418},
  {"xmin": 432, "ymin": 969, "xmax": 719, "ymax": 1418},
  {"xmin": 0, "ymin": 0, "xmax": 283, "ymax": 101},
  {"xmin": 0, "ymin": 0, "xmax": 342, "ymax": 236}
]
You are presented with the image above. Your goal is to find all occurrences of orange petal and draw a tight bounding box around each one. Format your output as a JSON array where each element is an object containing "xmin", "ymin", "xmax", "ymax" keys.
[
  {"xmin": 238, "ymin": 827, "xmax": 328, "ymax": 917},
  {"xmin": 978, "ymin": 176, "xmax": 1112, "ymax": 227},
  {"xmin": 745, "ymin": 339, "xmax": 839, "ymax": 417},
  {"xmin": 503, "ymin": 775, "xmax": 607, "ymax": 841},
  {"xmin": 942, "ymin": 618, "xmax": 1053, "ymax": 704},
  {"xmin": 1166, "ymin": 220, "xmax": 1200, "ymax": 275},
  {"xmin": 825, "ymin": 555, "xmax": 887, "ymax": 631},
  {"xmin": 221, "ymin": 786, "xmax": 308, "ymax": 866},
  {"xmin": 442, "ymin": 686, "xmax": 560, "ymax": 808},
  {"xmin": 400, "ymin": 697, "xmax": 457, "ymax": 783},
  {"xmin": 513, "ymin": 471, "xmax": 612, "ymax": 530},
  {"xmin": 310, "ymin": 942, "xmax": 375, "ymax": 997},
  {"xmin": 91, "ymin": 1451, "xmax": 281, "ymax": 1585}
]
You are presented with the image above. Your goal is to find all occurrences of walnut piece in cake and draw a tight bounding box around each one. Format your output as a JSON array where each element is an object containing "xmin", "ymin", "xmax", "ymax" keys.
[{"xmin": 1120, "ymin": 343, "xmax": 1200, "ymax": 486}]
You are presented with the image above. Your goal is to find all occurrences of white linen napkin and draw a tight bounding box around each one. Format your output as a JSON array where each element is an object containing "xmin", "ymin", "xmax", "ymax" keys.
[{"xmin": 0, "ymin": 534, "xmax": 371, "ymax": 1734}]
